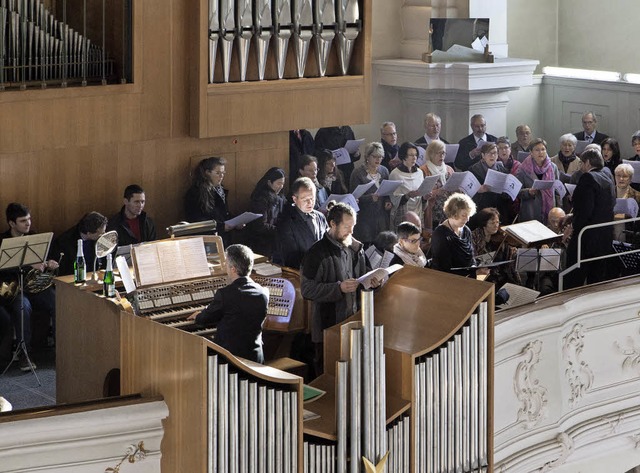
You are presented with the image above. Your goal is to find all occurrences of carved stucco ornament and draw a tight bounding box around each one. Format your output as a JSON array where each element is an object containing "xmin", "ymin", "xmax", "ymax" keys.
[
  {"xmin": 514, "ymin": 340, "xmax": 548, "ymax": 429},
  {"xmin": 562, "ymin": 323, "xmax": 594, "ymax": 407}
]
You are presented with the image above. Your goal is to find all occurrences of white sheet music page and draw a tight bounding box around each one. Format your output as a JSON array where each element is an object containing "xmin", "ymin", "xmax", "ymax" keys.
[
  {"xmin": 497, "ymin": 283, "xmax": 540, "ymax": 310},
  {"xmin": 133, "ymin": 244, "xmax": 164, "ymax": 286},
  {"xmin": 504, "ymin": 220, "xmax": 559, "ymax": 245},
  {"xmin": 171, "ymin": 237, "xmax": 211, "ymax": 280}
]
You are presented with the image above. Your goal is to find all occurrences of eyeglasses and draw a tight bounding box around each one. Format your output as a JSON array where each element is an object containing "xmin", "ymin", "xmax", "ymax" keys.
[{"xmin": 405, "ymin": 236, "xmax": 423, "ymax": 244}]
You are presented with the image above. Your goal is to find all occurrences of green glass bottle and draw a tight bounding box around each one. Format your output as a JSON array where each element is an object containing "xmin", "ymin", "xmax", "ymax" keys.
[
  {"xmin": 74, "ymin": 239, "xmax": 86, "ymax": 284},
  {"xmin": 103, "ymin": 254, "xmax": 115, "ymax": 297}
]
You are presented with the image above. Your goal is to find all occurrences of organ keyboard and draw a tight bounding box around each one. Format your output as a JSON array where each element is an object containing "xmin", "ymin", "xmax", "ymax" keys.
[{"xmin": 132, "ymin": 274, "xmax": 300, "ymax": 337}]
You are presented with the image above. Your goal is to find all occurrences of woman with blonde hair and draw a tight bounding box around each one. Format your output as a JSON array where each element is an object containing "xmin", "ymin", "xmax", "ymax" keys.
[{"xmin": 420, "ymin": 139, "xmax": 453, "ymax": 230}]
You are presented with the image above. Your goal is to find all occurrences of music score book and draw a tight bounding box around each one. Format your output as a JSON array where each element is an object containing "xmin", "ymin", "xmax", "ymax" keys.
[
  {"xmin": 502, "ymin": 220, "xmax": 561, "ymax": 247},
  {"xmin": 132, "ymin": 237, "xmax": 211, "ymax": 287}
]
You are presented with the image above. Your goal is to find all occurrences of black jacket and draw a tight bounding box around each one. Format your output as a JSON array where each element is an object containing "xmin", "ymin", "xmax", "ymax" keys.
[
  {"xmin": 573, "ymin": 131, "xmax": 609, "ymax": 146},
  {"xmin": 195, "ymin": 276, "xmax": 269, "ymax": 363},
  {"xmin": 455, "ymin": 133, "xmax": 498, "ymax": 171},
  {"xmin": 107, "ymin": 208, "xmax": 157, "ymax": 247},
  {"xmin": 273, "ymin": 205, "xmax": 327, "ymax": 269},
  {"xmin": 184, "ymin": 184, "xmax": 232, "ymax": 245}
]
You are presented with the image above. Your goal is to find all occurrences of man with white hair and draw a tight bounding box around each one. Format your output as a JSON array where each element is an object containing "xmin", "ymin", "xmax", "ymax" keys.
[
  {"xmin": 414, "ymin": 112, "xmax": 449, "ymax": 147},
  {"xmin": 573, "ymin": 111, "xmax": 608, "ymax": 145}
]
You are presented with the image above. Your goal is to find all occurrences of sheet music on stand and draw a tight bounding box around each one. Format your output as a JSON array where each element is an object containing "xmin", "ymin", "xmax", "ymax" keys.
[
  {"xmin": 0, "ymin": 232, "xmax": 53, "ymax": 269},
  {"xmin": 132, "ymin": 236, "xmax": 211, "ymax": 287},
  {"xmin": 503, "ymin": 220, "xmax": 561, "ymax": 247},
  {"xmin": 516, "ymin": 248, "xmax": 562, "ymax": 272}
]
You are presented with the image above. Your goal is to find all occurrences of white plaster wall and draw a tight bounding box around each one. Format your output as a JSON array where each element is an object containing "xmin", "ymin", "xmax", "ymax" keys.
[{"xmin": 505, "ymin": 77, "xmax": 544, "ymax": 145}]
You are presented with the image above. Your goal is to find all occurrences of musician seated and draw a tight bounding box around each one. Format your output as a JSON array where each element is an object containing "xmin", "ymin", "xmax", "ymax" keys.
[
  {"xmin": 0, "ymin": 203, "xmax": 59, "ymax": 368},
  {"xmin": 390, "ymin": 222, "xmax": 428, "ymax": 268},
  {"xmin": 470, "ymin": 208, "xmax": 522, "ymax": 287},
  {"xmin": 188, "ymin": 244, "xmax": 269, "ymax": 364},
  {"xmin": 51, "ymin": 212, "xmax": 108, "ymax": 276},
  {"xmin": 107, "ymin": 184, "xmax": 157, "ymax": 247}
]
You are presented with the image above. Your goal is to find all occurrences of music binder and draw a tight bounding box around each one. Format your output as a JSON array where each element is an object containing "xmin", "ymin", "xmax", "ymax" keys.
[{"xmin": 502, "ymin": 220, "xmax": 562, "ymax": 248}]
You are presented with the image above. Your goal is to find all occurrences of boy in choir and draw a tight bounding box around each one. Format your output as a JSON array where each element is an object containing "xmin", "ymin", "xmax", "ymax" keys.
[
  {"xmin": 107, "ymin": 184, "xmax": 156, "ymax": 246},
  {"xmin": 189, "ymin": 244, "xmax": 269, "ymax": 363}
]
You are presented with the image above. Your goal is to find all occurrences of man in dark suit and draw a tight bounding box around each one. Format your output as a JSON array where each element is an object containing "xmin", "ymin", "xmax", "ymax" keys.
[
  {"xmin": 189, "ymin": 244, "xmax": 269, "ymax": 363},
  {"xmin": 273, "ymin": 177, "xmax": 328, "ymax": 269},
  {"xmin": 454, "ymin": 114, "xmax": 498, "ymax": 171},
  {"xmin": 565, "ymin": 148, "xmax": 615, "ymax": 289},
  {"xmin": 380, "ymin": 121, "xmax": 400, "ymax": 170},
  {"xmin": 414, "ymin": 112, "xmax": 449, "ymax": 147},
  {"xmin": 573, "ymin": 111, "xmax": 608, "ymax": 146}
]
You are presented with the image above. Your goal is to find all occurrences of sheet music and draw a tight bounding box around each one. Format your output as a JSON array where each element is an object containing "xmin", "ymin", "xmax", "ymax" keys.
[
  {"xmin": 133, "ymin": 244, "xmax": 164, "ymax": 286},
  {"xmin": 565, "ymin": 183, "xmax": 577, "ymax": 197},
  {"xmin": 344, "ymin": 139, "xmax": 365, "ymax": 154},
  {"xmin": 332, "ymin": 148, "xmax": 351, "ymax": 165},
  {"xmin": 115, "ymin": 255, "xmax": 136, "ymax": 293},
  {"xmin": 365, "ymin": 246, "xmax": 382, "ymax": 269},
  {"xmin": 442, "ymin": 171, "xmax": 481, "ymax": 197},
  {"xmin": 575, "ymin": 140, "xmax": 588, "ymax": 155},
  {"xmin": 532, "ymin": 180, "xmax": 555, "ymax": 190},
  {"xmin": 416, "ymin": 174, "xmax": 441, "ymax": 197},
  {"xmin": 445, "ymin": 144, "xmax": 459, "ymax": 164},
  {"xmin": 357, "ymin": 264, "xmax": 403, "ymax": 290},
  {"xmin": 504, "ymin": 220, "xmax": 560, "ymax": 245},
  {"xmin": 416, "ymin": 146, "xmax": 426, "ymax": 166},
  {"xmin": 374, "ymin": 180, "xmax": 403, "ymax": 197},
  {"xmin": 173, "ymin": 237, "xmax": 211, "ymax": 278},
  {"xmin": 623, "ymin": 160, "xmax": 640, "ymax": 183},
  {"xmin": 552, "ymin": 179, "xmax": 567, "ymax": 199},
  {"xmin": 517, "ymin": 151, "xmax": 529, "ymax": 162},
  {"xmin": 483, "ymin": 169, "xmax": 522, "ymax": 200},
  {"xmin": 320, "ymin": 194, "xmax": 359, "ymax": 212},
  {"xmin": 497, "ymin": 283, "xmax": 540, "ymax": 310},
  {"xmin": 380, "ymin": 250, "xmax": 395, "ymax": 269},
  {"xmin": 614, "ymin": 198, "xmax": 639, "ymax": 217},
  {"xmin": 351, "ymin": 180, "xmax": 375, "ymax": 199},
  {"xmin": 225, "ymin": 212, "xmax": 262, "ymax": 227}
]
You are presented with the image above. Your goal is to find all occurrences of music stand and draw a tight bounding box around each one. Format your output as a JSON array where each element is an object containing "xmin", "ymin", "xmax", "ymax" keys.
[
  {"xmin": 516, "ymin": 248, "xmax": 562, "ymax": 290},
  {"xmin": 0, "ymin": 232, "xmax": 53, "ymax": 383},
  {"xmin": 612, "ymin": 240, "xmax": 640, "ymax": 272}
]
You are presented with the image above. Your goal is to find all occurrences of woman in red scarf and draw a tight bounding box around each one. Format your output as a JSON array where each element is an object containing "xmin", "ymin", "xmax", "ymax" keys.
[{"xmin": 515, "ymin": 138, "xmax": 560, "ymax": 223}]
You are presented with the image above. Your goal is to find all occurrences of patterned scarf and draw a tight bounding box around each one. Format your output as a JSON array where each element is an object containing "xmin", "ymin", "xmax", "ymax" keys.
[
  {"xmin": 425, "ymin": 159, "xmax": 448, "ymax": 186},
  {"xmin": 521, "ymin": 155, "xmax": 555, "ymax": 221},
  {"xmin": 393, "ymin": 242, "xmax": 427, "ymax": 267}
]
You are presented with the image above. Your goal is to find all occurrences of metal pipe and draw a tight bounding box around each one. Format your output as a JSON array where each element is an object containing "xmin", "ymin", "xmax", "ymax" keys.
[
  {"xmin": 218, "ymin": 363, "xmax": 229, "ymax": 472},
  {"xmin": 249, "ymin": 381, "xmax": 258, "ymax": 473},
  {"xmin": 284, "ymin": 391, "xmax": 292, "ymax": 473},
  {"xmin": 207, "ymin": 355, "xmax": 218, "ymax": 473},
  {"xmin": 229, "ymin": 372, "xmax": 239, "ymax": 473},
  {"xmin": 414, "ymin": 362, "xmax": 422, "ymax": 473},
  {"xmin": 426, "ymin": 357, "xmax": 433, "ymax": 473},
  {"xmin": 479, "ymin": 302, "xmax": 488, "ymax": 468},
  {"xmin": 239, "ymin": 379, "xmax": 249, "ymax": 473},
  {"xmin": 337, "ymin": 360, "xmax": 348, "ymax": 473},
  {"xmin": 454, "ymin": 333, "xmax": 463, "ymax": 472},
  {"xmin": 259, "ymin": 385, "xmax": 267, "ymax": 472},
  {"xmin": 470, "ymin": 312, "xmax": 479, "ymax": 469},
  {"xmin": 267, "ymin": 387, "xmax": 276, "ymax": 472},
  {"xmin": 462, "ymin": 325, "xmax": 470, "ymax": 471},
  {"xmin": 432, "ymin": 352, "xmax": 440, "ymax": 473},
  {"xmin": 361, "ymin": 289, "xmax": 375, "ymax": 462},
  {"xmin": 439, "ymin": 346, "xmax": 448, "ymax": 471},
  {"xmin": 447, "ymin": 340, "xmax": 455, "ymax": 471},
  {"xmin": 349, "ymin": 328, "xmax": 361, "ymax": 473}
]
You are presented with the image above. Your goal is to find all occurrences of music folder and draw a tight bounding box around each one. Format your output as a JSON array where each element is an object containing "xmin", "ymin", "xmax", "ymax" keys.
[{"xmin": 502, "ymin": 220, "xmax": 562, "ymax": 248}]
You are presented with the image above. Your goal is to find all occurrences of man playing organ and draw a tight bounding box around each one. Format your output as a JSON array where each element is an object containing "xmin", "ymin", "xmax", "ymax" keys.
[{"xmin": 188, "ymin": 244, "xmax": 269, "ymax": 363}]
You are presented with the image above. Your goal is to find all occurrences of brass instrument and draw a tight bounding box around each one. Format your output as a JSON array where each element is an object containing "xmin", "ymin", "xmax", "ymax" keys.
[{"xmin": 24, "ymin": 253, "xmax": 63, "ymax": 295}]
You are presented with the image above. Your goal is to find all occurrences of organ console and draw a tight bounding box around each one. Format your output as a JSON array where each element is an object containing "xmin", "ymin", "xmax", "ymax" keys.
[{"xmin": 56, "ymin": 252, "xmax": 494, "ymax": 472}]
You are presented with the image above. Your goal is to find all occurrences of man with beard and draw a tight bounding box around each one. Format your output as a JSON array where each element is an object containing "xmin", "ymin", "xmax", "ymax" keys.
[
  {"xmin": 301, "ymin": 201, "xmax": 379, "ymax": 376},
  {"xmin": 380, "ymin": 121, "xmax": 400, "ymax": 170}
]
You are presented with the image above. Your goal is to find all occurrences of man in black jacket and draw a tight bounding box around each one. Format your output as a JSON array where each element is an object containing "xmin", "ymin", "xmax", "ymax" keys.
[
  {"xmin": 565, "ymin": 148, "xmax": 615, "ymax": 288},
  {"xmin": 189, "ymin": 244, "xmax": 269, "ymax": 363},
  {"xmin": 107, "ymin": 184, "xmax": 156, "ymax": 247},
  {"xmin": 273, "ymin": 177, "xmax": 328, "ymax": 269},
  {"xmin": 573, "ymin": 111, "xmax": 609, "ymax": 146},
  {"xmin": 455, "ymin": 114, "xmax": 498, "ymax": 171}
]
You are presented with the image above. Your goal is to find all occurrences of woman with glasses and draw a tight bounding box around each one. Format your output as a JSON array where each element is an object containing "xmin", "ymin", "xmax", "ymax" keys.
[
  {"xmin": 389, "ymin": 221, "xmax": 428, "ymax": 267},
  {"xmin": 349, "ymin": 142, "xmax": 392, "ymax": 244},
  {"xmin": 469, "ymin": 142, "xmax": 511, "ymax": 223},
  {"xmin": 420, "ymin": 139, "xmax": 453, "ymax": 231}
]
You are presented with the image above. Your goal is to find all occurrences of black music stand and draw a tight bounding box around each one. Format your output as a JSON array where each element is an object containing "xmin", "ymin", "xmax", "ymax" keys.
[
  {"xmin": 516, "ymin": 248, "xmax": 562, "ymax": 291},
  {"xmin": 612, "ymin": 240, "xmax": 640, "ymax": 272},
  {"xmin": 0, "ymin": 232, "xmax": 53, "ymax": 383}
]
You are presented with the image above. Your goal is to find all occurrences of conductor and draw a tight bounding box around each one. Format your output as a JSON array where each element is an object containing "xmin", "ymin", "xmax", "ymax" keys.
[{"xmin": 188, "ymin": 244, "xmax": 269, "ymax": 363}]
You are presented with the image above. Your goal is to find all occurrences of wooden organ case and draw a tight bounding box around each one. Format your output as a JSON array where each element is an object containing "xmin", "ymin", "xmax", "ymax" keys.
[{"xmin": 56, "ymin": 263, "xmax": 494, "ymax": 472}]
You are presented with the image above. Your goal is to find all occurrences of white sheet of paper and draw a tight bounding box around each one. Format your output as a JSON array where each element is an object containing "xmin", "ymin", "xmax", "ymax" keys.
[
  {"xmin": 365, "ymin": 245, "xmax": 382, "ymax": 269},
  {"xmin": 380, "ymin": 250, "xmax": 395, "ymax": 269},
  {"xmin": 471, "ymin": 36, "xmax": 484, "ymax": 52},
  {"xmin": 517, "ymin": 151, "xmax": 529, "ymax": 162},
  {"xmin": 565, "ymin": 183, "xmax": 577, "ymax": 197},
  {"xmin": 225, "ymin": 212, "xmax": 262, "ymax": 227},
  {"xmin": 503, "ymin": 174, "xmax": 523, "ymax": 200},
  {"xmin": 445, "ymin": 144, "xmax": 459, "ymax": 164},
  {"xmin": 416, "ymin": 174, "xmax": 442, "ymax": 197},
  {"xmin": 351, "ymin": 180, "xmax": 376, "ymax": 199},
  {"xmin": 115, "ymin": 255, "xmax": 136, "ymax": 293},
  {"xmin": 375, "ymin": 180, "xmax": 403, "ymax": 197},
  {"xmin": 132, "ymin": 244, "xmax": 164, "ymax": 287},
  {"xmin": 332, "ymin": 148, "xmax": 351, "ymax": 166},
  {"xmin": 532, "ymin": 180, "xmax": 555, "ymax": 190},
  {"xmin": 473, "ymin": 139, "xmax": 488, "ymax": 153},
  {"xmin": 443, "ymin": 171, "xmax": 481, "ymax": 197},
  {"xmin": 357, "ymin": 264, "xmax": 403, "ymax": 290},
  {"xmin": 623, "ymin": 160, "xmax": 640, "ymax": 183},
  {"xmin": 320, "ymin": 194, "xmax": 359, "ymax": 213},
  {"xmin": 553, "ymin": 179, "xmax": 567, "ymax": 199},
  {"xmin": 344, "ymin": 139, "xmax": 365, "ymax": 155},
  {"xmin": 575, "ymin": 140, "xmax": 589, "ymax": 155},
  {"xmin": 504, "ymin": 220, "xmax": 560, "ymax": 245},
  {"xmin": 484, "ymin": 169, "xmax": 507, "ymax": 190},
  {"xmin": 416, "ymin": 146, "xmax": 426, "ymax": 167},
  {"xmin": 614, "ymin": 198, "xmax": 639, "ymax": 217},
  {"xmin": 497, "ymin": 283, "xmax": 540, "ymax": 310}
]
